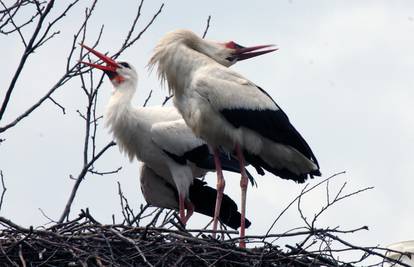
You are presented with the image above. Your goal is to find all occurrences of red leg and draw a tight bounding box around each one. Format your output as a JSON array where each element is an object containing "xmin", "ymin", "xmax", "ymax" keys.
[
  {"xmin": 212, "ymin": 147, "xmax": 225, "ymax": 239},
  {"xmin": 178, "ymin": 193, "xmax": 186, "ymax": 226},
  {"xmin": 184, "ymin": 200, "xmax": 194, "ymax": 223},
  {"xmin": 235, "ymin": 143, "xmax": 248, "ymax": 248}
]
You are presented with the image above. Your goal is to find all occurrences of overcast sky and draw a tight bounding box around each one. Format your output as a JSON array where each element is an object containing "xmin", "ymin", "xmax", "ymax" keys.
[{"xmin": 1, "ymin": 0, "xmax": 413, "ymax": 262}]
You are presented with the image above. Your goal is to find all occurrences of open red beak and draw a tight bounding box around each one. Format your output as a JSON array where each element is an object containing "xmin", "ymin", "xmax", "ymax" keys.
[
  {"xmin": 80, "ymin": 44, "xmax": 119, "ymax": 73},
  {"xmin": 234, "ymin": 44, "xmax": 278, "ymax": 61}
]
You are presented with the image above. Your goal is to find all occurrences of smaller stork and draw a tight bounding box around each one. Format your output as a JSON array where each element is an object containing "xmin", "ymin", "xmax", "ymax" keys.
[
  {"xmin": 140, "ymin": 164, "xmax": 251, "ymax": 229},
  {"xmin": 80, "ymin": 44, "xmax": 255, "ymax": 227}
]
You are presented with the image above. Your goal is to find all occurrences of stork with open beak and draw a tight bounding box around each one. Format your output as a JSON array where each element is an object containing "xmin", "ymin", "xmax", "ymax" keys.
[
  {"xmin": 149, "ymin": 29, "xmax": 321, "ymax": 247},
  {"xmin": 80, "ymin": 44, "xmax": 255, "ymax": 229}
]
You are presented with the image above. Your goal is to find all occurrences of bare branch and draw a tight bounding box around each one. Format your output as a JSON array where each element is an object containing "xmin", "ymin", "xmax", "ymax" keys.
[
  {"xmin": 0, "ymin": 0, "xmax": 55, "ymax": 121},
  {"xmin": 323, "ymin": 231, "xmax": 410, "ymax": 267},
  {"xmin": 89, "ymin": 167, "xmax": 122, "ymax": 176},
  {"xmin": 202, "ymin": 15, "xmax": 211, "ymax": 39},
  {"xmin": 38, "ymin": 208, "xmax": 57, "ymax": 224},
  {"xmin": 0, "ymin": 0, "xmax": 91, "ymax": 133},
  {"xmin": 76, "ymin": 110, "xmax": 86, "ymax": 121},
  {"xmin": 0, "ymin": 0, "xmax": 23, "ymax": 14},
  {"xmin": 143, "ymin": 90, "xmax": 152, "ymax": 107},
  {"xmin": 0, "ymin": 70, "xmax": 75, "ymax": 133},
  {"xmin": 48, "ymin": 96, "xmax": 66, "ymax": 114},
  {"xmin": 117, "ymin": 181, "xmax": 135, "ymax": 225},
  {"xmin": 310, "ymin": 181, "xmax": 374, "ymax": 228},
  {"xmin": 114, "ymin": 3, "xmax": 164, "ymax": 58},
  {"xmin": 108, "ymin": 228, "xmax": 154, "ymax": 267},
  {"xmin": 32, "ymin": 0, "xmax": 80, "ymax": 50},
  {"xmin": 0, "ymin": 170, "xmax": 6, "ymax": 211},
  {"xmin": 162, "ymin": 94, "xmax": 173, "ymax": 106},
  {"xmin": 120, "ymin": 0, "xmax": 144, "ymax": 48},
  {"xmin": 265, "ymin": 171, "xmax": 346, "ymax": 237},
  {"xmin": 18, "ymin": 244, "xmax": 26, "ymax": 267},
  {"xmin": 0, "ymin": 0, "xmax": 29, "ymax": 45},
  {"xmin": 58, "ymin": 141, "xmax": 116, "ymax": 223}
]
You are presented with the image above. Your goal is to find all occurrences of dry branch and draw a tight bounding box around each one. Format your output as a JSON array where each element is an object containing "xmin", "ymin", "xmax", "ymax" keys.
[{"xmin": 0, "ymin": 170, "xmax": 6, "ymax": 211}]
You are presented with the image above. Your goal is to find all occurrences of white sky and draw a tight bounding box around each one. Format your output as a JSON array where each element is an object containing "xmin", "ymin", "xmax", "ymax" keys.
[{"xmin": 1, "ymin": 0, "xmax": 413, "ymax": 262}]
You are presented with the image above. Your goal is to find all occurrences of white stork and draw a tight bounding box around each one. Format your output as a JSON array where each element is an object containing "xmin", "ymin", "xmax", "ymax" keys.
[
  {"xmin": 140, "ymin": 163, "xmax": 251, "ymax": 229},
  {"xmin": 149, "ymin": 29, "xmax": 321, "ymax": 247},
  {"xmin": 385, "ymin": 240, "xmax": 414, "ymax": 266},
  {"xmin": 80, "ymin": 44, "xmax": 254, "ymax": 227}
]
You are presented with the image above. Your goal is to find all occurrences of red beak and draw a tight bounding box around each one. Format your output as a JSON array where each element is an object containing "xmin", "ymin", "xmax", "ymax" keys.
[
  {"xmin": 234, "ymin": 44, "xmax": 278, "ymax": 61},
  {"xmin": 80, "ymin": 44, "xmax": 119, "ymax": 73}
]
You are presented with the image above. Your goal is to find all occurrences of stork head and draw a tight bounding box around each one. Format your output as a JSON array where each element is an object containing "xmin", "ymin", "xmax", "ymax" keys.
[
  {"xmin": 149, "ymin": 29, "xmax": 277, "ymax": 94},
  {"xmin": 149, "ymin": 29, "xmax": 277, "ymax": 69},
  {"xmin": 80, "ymin": 44, "xmax": 137, "ymax": 90},
  {"xmin": 208, "ymin": 40, "xmax": 278, "ymax": 67}
]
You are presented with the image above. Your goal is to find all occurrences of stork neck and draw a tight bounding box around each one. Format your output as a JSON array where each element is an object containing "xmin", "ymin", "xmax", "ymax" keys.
[
  {"xmin": 105, "ymin": 86, "xmax": 146, "ymax": 161},
  {"xmin": 105, "ymin": 86, "xmax": 136, "ymax": 128},
  {"xmin": 162, "ymin": 44, "xmax": 214, "ymax": 95},
  {"xmin": 109, "ymin": 87, "xmax": 134, "ymax": 107}
]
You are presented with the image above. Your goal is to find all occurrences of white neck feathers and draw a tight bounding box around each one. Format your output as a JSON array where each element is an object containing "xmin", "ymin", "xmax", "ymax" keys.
[
  {"xmin": 105, "ymin": 89, "xmax": 139, "ymax": 161},
  {"xmin": 149, "ymin": 30, "xmax": 216, "ymax": 95}
]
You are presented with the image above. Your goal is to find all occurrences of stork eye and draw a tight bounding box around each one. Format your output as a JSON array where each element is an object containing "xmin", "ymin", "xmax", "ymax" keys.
[
  {"xmin": 224, "ymin": 41, "xmax": 244, "ymax": 50},
  {"xmin": 119, "ymin": 62, "xmax": 131, "ymax": 68}
]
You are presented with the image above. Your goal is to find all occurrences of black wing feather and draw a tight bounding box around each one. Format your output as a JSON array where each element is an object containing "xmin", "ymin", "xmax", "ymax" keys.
[
  {"xmin": 159, "ymin": 175, "xmax": 251, "ymax": 229},
  {"xmin": 220, "ymin": 85, "xmax": 320, "ymax": 174},
  {"xmin": 189, "ymin": 179, "xmax": 251, "ymax": 230},
  {"xmin": 163, "ymin": 145, "xmax": 257, "ymax": 186}
]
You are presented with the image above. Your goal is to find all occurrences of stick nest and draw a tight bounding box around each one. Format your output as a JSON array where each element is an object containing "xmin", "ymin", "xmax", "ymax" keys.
[{"xmin": 0, "ymin": 209, "xmax": 406, "ymax": 267}]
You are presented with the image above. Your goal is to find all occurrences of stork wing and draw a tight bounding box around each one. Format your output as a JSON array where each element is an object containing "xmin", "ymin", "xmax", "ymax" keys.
[
  {"xmin": 140, "ymin": 164, "xmax": 178, "ymax": 209},
  {"xmin": 141, "ymin": 164, "xmax": 252, "ymax": 230},
  {"xmin": 151, "ymin": 118, "xmax": 258, "ymax": 185},
  {"xmin": 193, "ymin": 65, "xmax": 320, "ymax": 169},
  {"xmin": 151, "ymin": 119, "xmax": 205, "ymax": 159},
  {"xmin": 192, "ymin": 66, "xmax": 276, "ymax": 111}
]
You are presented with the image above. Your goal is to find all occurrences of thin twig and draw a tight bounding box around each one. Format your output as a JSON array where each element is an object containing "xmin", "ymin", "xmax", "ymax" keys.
[
  {"xmin": 48, "ymin": 96, "xmax": 66, "ymax": 114},
  {"xmin": 89, "ymin": 167, "xmax": 122, "ymax": 176},
  {"xmin": 0, "ymin": 170, "xmax": 6, "ymax": 211},
  {"xmin": 0, "ymin": 0, "xmax": 94, "ymax": 133},
  {"xmin": 109, "ymin": 228, "xmax": 154, "ymax": 267},
  {"xmin": 143, "ymin": 90, "xmax": 152, "ymax": 107},
  {"xmin": 202, "ymin": 15, "xmax": 211, "ymax": 39},
  {"xmin": 265, "ymin": 171, "xmax": 346, "ymax": 237},
  {"xmin": 162, "ymin": 94, "xmax": 173, "ymax": 106},
  {"xmin": 114, "ymin": 3, "xmax": 164, "ymax": 58},
  {"xmin": 0, "ymin": 0, "xmax": 54, "ymax": 121},
  {"xmin": 58, "ymin": 141, "xmax": 116, "ymax": 223}
]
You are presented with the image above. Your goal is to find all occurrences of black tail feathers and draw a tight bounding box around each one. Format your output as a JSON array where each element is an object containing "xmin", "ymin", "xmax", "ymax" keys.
[{"xmin": 189, "ymin": 179, "xmax": 251, "ymax": 230}]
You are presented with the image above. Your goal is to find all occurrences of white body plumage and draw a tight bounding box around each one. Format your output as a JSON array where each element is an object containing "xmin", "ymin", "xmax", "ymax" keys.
[
  {"xmin": 149, "ymin": 29, "xmax": 320, "ymax": 180},
  {"xmin": 106, "ymin": 93, "xmax": 202, "ymax": 200},
  {"xmin": 100, "ymin": 61, "xmax": 208, "ymax": 205}
]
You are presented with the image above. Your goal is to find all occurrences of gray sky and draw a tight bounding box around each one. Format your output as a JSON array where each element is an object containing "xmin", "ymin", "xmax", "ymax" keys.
[{"xmin": 1, "ymin": 0, "xmax": 413, "ymax": 260}]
